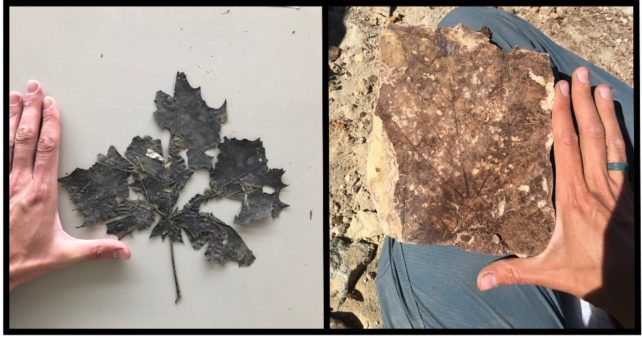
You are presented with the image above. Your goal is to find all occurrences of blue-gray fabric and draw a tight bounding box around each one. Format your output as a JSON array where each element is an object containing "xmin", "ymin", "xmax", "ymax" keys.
[
  {"xmin": 377, "ymin": 237, "xmax": 566, "ymax": 328},
  {"xmin": 376, "ymin": 7, "xmax": 633, "ymax": 329}
]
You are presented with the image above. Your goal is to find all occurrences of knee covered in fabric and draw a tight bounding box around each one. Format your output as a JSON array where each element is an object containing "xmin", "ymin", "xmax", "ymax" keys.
[{"xmin": 438, "ymin": 6, "xmax": 506, "ymax": 29}]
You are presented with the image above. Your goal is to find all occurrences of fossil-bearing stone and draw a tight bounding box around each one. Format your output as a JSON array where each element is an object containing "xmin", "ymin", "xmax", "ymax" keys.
[{"xmin": 367, "ymin": 24, "xmax": 555, "ymax": 257}]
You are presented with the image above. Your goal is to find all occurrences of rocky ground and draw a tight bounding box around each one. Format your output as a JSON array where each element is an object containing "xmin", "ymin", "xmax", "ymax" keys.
[{"xmin": 328, "ymin": 6, "xmax": 633, "ymax": 329}]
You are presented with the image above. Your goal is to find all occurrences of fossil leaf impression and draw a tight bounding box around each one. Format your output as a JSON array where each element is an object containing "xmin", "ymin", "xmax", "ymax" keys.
[
  {"xmin": 367, "ymin": 24, "xmax": 555, "ymax": 257},
  {"xmin": 60, "ymin": 72, "xmax": 288, "ymax": 303}
]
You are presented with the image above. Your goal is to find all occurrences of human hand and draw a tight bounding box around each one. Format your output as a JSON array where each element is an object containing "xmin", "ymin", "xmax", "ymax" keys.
[
  {"xmin": 9, "ymin": 81, "xmax": 131, "ymax": 291},
  {"xmin": 476, "ymin": 67, "xmax": 635, "ymax": 328}
]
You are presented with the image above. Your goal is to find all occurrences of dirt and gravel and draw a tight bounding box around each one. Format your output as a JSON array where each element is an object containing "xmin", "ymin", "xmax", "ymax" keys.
[{"xmin": 328, "ymin": 6, "xmax": 633, "ymax": 329}]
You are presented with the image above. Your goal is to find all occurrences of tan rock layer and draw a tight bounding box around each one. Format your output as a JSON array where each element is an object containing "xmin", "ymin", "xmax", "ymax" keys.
[{"xmin": 367, "ymin": 24, "xmax": 555, "ymax": 257}]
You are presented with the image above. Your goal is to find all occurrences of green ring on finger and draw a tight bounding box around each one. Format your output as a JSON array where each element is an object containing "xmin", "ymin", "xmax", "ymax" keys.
[{"xmin": 607, "ymin": 162, "xmax": 629, "ymax": 171}]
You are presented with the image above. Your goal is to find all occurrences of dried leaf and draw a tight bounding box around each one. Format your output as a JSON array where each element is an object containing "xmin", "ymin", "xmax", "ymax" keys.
[
  {"xmin": 153, "ymin": 72, "xmax": 227, "ymax": 169},
  {"xmin": 209, "ymin": 138, "xmax": 288, "ymax": 225},
  {"xmin": 59, "ymin": 72, "xmax": 286, "ymax": 302},
  {"xmin": 177, "ymin": 201, "xmax": 255, "ymax": 266},
  {"xmin": 59, "ymin": 146, "xmax": 132, "ymax": 228},
  {"xmin": 106, "ymin": 206, "xmax": 155, "ymax": 239}
]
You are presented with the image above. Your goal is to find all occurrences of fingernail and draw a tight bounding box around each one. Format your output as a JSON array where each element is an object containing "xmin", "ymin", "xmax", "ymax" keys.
[
  {"xmin": 599, "ymin": 86, "xmax": 611, "ymax": 100},
  {"xmin": 43, "ymin": 97, "xmax": 53, "ymax": 110},
  {"xmin": 9, "ymin": 94, "xmax": 20, "ymax": 106},
  {"xmin": 27, "ymin": 81, "xmax": 39, "ymax": 94},
  {"xmin": 559, "ymin": 81, "xmax": 569, "ymax": 97},
  {"xmin": 576, "ymin": 68, "xmax": 589, "ymax": 84},
  {"xmin": 112, "ymin": 249, "xmax": 126, "ymax": 260},
  {"xmin": 479, "ymin": 272, "xmax": 497, "ymax": 291}
]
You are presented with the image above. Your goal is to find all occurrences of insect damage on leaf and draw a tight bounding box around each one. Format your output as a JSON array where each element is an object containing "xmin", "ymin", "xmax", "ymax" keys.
[
  {"xmin": 59, "ymin": 72, "xmax": 287, "ymax": 303},
  {"xmin": 153, "ymin": 72, "xmax": 227, "ymax": 170},
  {"xmin": 209, "ymin": 138, "xmax": 289, "ymax": 225}
]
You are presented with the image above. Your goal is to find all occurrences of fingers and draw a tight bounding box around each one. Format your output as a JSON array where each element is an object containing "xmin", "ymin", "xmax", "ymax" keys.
[
  {"xmin": 12, "ymin": 81, "xmax": 44, "ymax": 176},
  {"xmin": 570, "ymin": 67, "xmax": 610, "ymax": 194},
  {"xmin": 552, "ymin": 80, "xmax": 586, "ymax": 196},
  {"xmin": 32, "ymin": 97, "xmax": 61, "ymax": 184},
  {"xmin": 69, "ymin": 238, "xmax": 131, "ymax": 264},
  {"xmin": 9, "ymin": 92, "xmax": 24, "ymax": 172},
  {"xmin": 593, "ymin": 84, "xmax": 628, "ymax": 192},
  {"xmin": 477, "ymin": 256, "xmax": 549, "ymax": 291}
]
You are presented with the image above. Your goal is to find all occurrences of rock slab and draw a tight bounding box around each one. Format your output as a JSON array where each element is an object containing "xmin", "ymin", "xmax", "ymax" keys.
[{"xmin": 367, "ymin": 24, "xmax": 555, "ymax": 257}]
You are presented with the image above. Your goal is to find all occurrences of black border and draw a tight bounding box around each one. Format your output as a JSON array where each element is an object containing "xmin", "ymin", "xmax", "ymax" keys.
[{"xmin": 4, "ymin": 2, "xmax": 641, "ymax": 335}]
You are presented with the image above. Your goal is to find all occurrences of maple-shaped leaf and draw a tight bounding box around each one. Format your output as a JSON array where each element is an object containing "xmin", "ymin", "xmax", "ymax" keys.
[
  {"xmin": 153, "ymin": 72, "xmax": 227, "ymax": 169},
  {"xmin": 209, "ymin": 137, "xmax": 289, "ymax": 225},
  {"xmin": 59, "ymin": 73, "xmax": 287, "ymax": 303}
]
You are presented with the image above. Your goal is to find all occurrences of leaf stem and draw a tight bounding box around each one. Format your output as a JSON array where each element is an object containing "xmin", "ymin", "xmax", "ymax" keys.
[{"xmin": 170, "ymin": 241, "xmax": 182, "ymax": 304}]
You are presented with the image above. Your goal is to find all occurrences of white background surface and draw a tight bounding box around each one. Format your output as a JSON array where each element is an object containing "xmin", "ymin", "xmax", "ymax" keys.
[{"xmin": 9, "ymin": 6, "xmax": 322, "ymax": 328}]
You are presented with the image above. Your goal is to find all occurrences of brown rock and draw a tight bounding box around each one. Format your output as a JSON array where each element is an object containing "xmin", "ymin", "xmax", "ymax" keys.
[
  {"xmin": 367, "ymin": 24, "xmax": 555, "ymax": 257},
  {"xmin": 329, "ymin": 46, "xmax": 342, "ymax": 62}
]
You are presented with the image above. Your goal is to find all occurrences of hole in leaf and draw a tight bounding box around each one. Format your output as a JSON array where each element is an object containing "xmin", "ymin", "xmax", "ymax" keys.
[
  {"xmin": 205, "ymin": 148, "xmax": 220, "ymax": 166},
  {"xmin": 262, "ymin": 186, "xmax": 275, "ymax": 194},
  {"xmin": 126, "ymin": 176, "xmax": 144, "ymax": 201},
  {"xmin": 128, "ymin": 187, "xmax": 144, "ymax": 201},
  {"xmin": 178, "ymin": 148, "xmax": 188, "ymax": 165},
  {"xmin": 159, "ymin": 129, "xmax": 171, "ymax": 154},
  {"xmin": 200, "ymin": 198, "xmax": 243, "ymax": 227},
  {"xmin": 175, "ymin": 170, "xmax": 209, "ymax": 208}
]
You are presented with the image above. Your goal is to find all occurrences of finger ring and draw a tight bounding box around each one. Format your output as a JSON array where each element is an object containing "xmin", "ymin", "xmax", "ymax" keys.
[{"xmin": 607, "ymin": 162, "xmax": 629, "ymax": 171}]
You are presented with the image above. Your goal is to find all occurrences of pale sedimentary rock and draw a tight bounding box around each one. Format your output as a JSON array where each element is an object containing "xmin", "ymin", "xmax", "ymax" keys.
[{"xmin": 367, "ymin": 24, "xmax": 555, "ymax": 257}]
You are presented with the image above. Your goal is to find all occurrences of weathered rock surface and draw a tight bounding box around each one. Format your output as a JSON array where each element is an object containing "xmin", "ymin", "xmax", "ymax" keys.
[
  {"xmin": 330, "ymin": 236, "xmax": 377, "ymax": 307},
  {"xmin": 367, "ymin": 24, "xmax": 555, "ymax": 257}
]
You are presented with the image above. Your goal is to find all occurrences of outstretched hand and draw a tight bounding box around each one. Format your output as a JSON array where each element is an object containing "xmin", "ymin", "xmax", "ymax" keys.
[
  {"xmin": 476, "ymin": 67, "xmax": 635, "ymax": 328},
  {"xmin": 9, "ymin": 81, "xmax": 131, "ymax": 290}
]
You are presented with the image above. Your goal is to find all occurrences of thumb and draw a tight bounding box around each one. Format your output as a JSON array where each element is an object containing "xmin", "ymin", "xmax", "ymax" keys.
[
  {"xmin": 477, "ymin": 256, "xmax": 546, "ymax": 291},
  {"xmin": 71, "ymin": 238, "xmax": 132, "ymax": 263}
]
